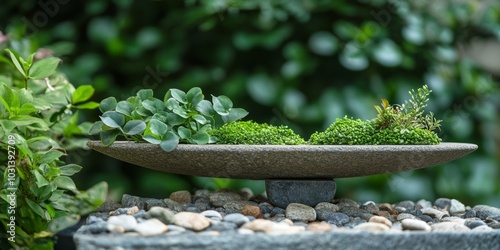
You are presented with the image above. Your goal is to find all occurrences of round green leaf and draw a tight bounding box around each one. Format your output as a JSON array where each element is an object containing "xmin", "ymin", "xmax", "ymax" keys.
[
  {"xmin": 212, "ymin": 95, "xmax": 233, "ymax": 115},
  {"xmin": 177, "ymin": 126, "xmax": 191, "ymax": 139},
  {"xmin": 192, "ymin": 132, "xmax": 210, "ymax": 144},
  {"xmin": 100, "ymin": 111, "xmax": 125, "ymax": 128},
  {"xmin": 116, "ymin": 101, "xmax": 132, "ymax": 116},
  {"xmin": 137, "ymin": 89, "xmax": 154, "ymax": 101},
  {"xmin": 143, "ymin": 134, "xmax": 161, "ymax": 144},
  {"xmin": 187, "ymin": 87, "xmax": 203, "ymax": 106},
  {"xmin": 169, "ymin": 88, "xmax": 187, "ymax": 104},
  {"xmin": 160, "ymin": 132, "xmax": 179, "ymax": 152},
  {"xmin": 196, "ymin": 100, "xmax": 215, "ymax": 116},
  {"xmin": 149, "ymin": 119, "xmax": 168, "ymax": 136},
  {"xmin": 99, "ymin": 97, "xmax": 117, "ymax": 113},
  {"xmin": 54, "ymin": 176, "xmax": 77, "ymax": 190},
  {"xmin": 123, "ymin": 120, "xmax": 146, "ymax": 135}
]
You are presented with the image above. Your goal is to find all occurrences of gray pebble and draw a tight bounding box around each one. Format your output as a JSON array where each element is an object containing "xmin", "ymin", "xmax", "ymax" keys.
[
  {"xmin": 397, "ymin": 213, "xmax": 417, "ymax": 221},
  {"xmin": 194, "ymin": 198, "xmax": 210, "ymax": 211},
  {"xmin": 316, "ymin": 209, "xmax": 338, "ymax": 221},
  {"xmin": 419, "ymin": 215, "xmax": 432, "ymax": 222},
  {"xmin": 201, "ymin": 210, "xmax": 223, "ymax": 220},
  {"xmin": 224, "ymin": 213, "xmax": 250, "ymax": 226},
  {"xmin": 326, "ymin": 213, "xmax": 350, "ymax": 226},
  {"xmin": 145, "ymin": 207, "xmax": 175, "ymax": 224},
  {"xmin": 144, "ymin": 199, "xmax": 166, "ymax": 210},
  {"xmin": 208, "ymin": 190, "xmax": 244, "ymax": 207},
  {"xmin": 396, "ymin": 200, "xmax": 415, "ymax": 211},
  {"xmin": 434, "ymin": 198, "xmax": 451, "ymax": 210},
  {"xmin": 259, "ymin": 203, "xmax": 272, "ymax": 214},
  {"xmin": 449, "ymin": 199, "xmax": 466, "ymax": 214},
  {"xmin": 122, "ymin": 194, "xmax": 145, "ymax": 210},
  {"xmin": 473, "ymin": 205, "xmax": 500, "ymax": 220},
  {"xmin": 463, "ymin": 209, "xmax": 476, "ymax": 218},
  {"xmin": 464, "ymin": 220, "xmax": 486, "ymax": 229},
  {"xmin": 164, "ymin": 198, "xmax": 184, "ymax": 212},
  {"xmin": 271, "ymin": 207, "xmax": 285, "ymax": 216},
  {"xmin": 360, "ymin": 203, "xmax": 379, "ymax": 214},
  {"xmin": 209, "ymin": 221, "xmax": 238, "ymax": 231}
]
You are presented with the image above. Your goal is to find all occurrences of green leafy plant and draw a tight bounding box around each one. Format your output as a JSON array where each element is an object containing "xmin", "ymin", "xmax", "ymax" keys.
[
  {"xmin": 212, "ymin": 121, "xmax": 305, "ymax": 145},
  {"xmin": 309, "ymin": 85, "xmax": 442, "ymax": 145},
  {"xmin": 90, "ymin": 87, "xmax": 249, "ymax": 151},
  {"xmin": 0, "ymin": 49, "xmax": 107, "ymax": 249}
]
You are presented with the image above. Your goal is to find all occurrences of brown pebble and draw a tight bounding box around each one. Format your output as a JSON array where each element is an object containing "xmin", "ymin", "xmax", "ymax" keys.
[
  {"xmin": 169, "ymin": 190, "xmax": 192, "ymax": 204},
  {"xmin": 242, "ymin": 204, "xmax": 262, "ymax": 218},
  {"xmin": 378, "ymin": 203, "xmax": 393, "ymax": 211}
]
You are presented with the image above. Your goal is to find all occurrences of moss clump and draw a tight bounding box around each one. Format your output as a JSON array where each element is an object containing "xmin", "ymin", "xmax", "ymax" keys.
[
  {"xmin": 309, "ymin": 117, "xmax": 376, "ymax": 145},
  {"xmin": 372, "ymin": 126, "xmax": 441, "ymax": 145},
  {"xmin": 212, "ymin": 121, "xmax": 305, "ymax": 145}
]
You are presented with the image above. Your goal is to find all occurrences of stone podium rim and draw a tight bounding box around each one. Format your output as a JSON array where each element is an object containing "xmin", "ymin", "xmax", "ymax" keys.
[{"xmin": 87, "ymin": 141, "xmax": 477, "ymax": 179}]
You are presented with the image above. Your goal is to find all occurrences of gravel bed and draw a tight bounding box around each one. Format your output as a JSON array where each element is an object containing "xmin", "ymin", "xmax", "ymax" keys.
[{"xmin": 74, "ymin": 189, "xmax": 500, "ymax": 250}]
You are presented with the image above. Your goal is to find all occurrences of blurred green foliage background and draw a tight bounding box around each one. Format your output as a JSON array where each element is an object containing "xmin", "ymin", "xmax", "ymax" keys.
[{"xmin": 1, "ymin": 0, "xmax": 499, "ymax": 206}]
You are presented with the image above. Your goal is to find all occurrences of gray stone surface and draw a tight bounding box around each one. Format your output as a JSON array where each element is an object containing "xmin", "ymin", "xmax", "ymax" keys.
[
  {"xmin": 74, "ymin": 229, "xmax": 500, "ymax": 250},
  {"xmin": 87, "ymin": 142, "xmax": 478, "ymax": 179},
  {"xmin": 266, "ymin": 179, "xmax": 336, "ymax": 208}
]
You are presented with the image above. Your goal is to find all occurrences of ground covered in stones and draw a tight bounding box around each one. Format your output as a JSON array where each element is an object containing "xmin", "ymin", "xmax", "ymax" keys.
[{"xmin": 80, "ymin": 189, "xmax": 500, "ymax": 237}]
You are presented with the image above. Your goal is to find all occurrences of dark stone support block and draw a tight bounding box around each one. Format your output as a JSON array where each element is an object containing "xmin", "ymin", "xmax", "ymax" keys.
[{"xmin": 265, "ymin": 179, "xmax": 336, "ymax": 208}]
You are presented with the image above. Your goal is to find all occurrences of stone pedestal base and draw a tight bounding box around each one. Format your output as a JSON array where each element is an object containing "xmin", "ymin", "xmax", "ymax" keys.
[{"xmin": 265, "ymin": 179, "xmax": 336, "ymax": 208}]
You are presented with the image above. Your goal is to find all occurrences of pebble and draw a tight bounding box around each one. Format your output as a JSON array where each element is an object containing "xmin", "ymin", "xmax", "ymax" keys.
[
  {"xmin": 239, "ymin": 187, "xmax": 254, "ymax": 200},
  {"xmin": 285, "ymin": 203, "xmax": 316, "ymax": 221},
  {"xmin": 434, "ymin": 198, "xmax": 451, "ymax": 210},
  {"xmin": 326, "ymin": 213, "xmax": 350, "ymax": 226},
  {"xmin": 194, "ymin": 198, "xmax": 210, "ymax": 211},
  {"xmin": 122, "ymin": 194, "xmax": 145, "ymax": 210},
  {"xmin": 401, "ymin": 219, "xmax": 431, "ymax": 231},
  {"xmin": 164, "ymin": 199, "xmax": 184, "ymax": 212},
  {"xmin": 224, "ymin": 213, "xmax": 250, "ymax": 226},
  {"xmin": 145, "ymin": 206, "xmax": 175, "ymax": 224},
  {"xmin": 316, "ymin": 209, "xmax": 339, "ymax": 221},
  {"xmin": 488, "ymin": 221, "xmax": 500, "ymax": 229},
  {"xmin": 440, "ymin": 216, "xmax": 465, "ymax": 224},
  {"xmin": 208, "ymin": 221, "xmax": 238, "ymax": 231},
  {"xmin": 223, "ymin": 201, "xmax": 257, "ymax": 212},
  {"xmin": 174, "ymin": 212, "xmax": 211, "ymax": 231},
  {"xmin": 378, "ymin": 203, "xmax": 393, "ymax": 211},
  {"xmin": 419, "ymin": 215, "xmax": 433, "ymax": 222},
  {"xmin": 200, "ymin": 210, "xmax": 223, "ymax": 221},
  {"xmin": 472, "ymin": 205, "xmax": 500, "ymax": 220},
  {"xmin": 360, "ymin": 203, "xmax": 379, "ymax": 214},
  {"xmin": 83, "ymin": 222, "xmax": 108, "ymax": 234},
  {"xmin": 144, "ymin": 199, "xmax": 167, "ymax": 210},
  {"xmin": 208, "ymin": 190, "xmax": 244, "ymax": 207},
  {"xmin": 463, "ymin": 209, "xmax": 476, "ymax": 218},
  {"xmin": 167, "ymin": 225, "xmax": 186, "ymax": 232},
  {"xmin": 259, "ymin": 203, "xmax": 273, "ymax": 214},
  {"xmin": 396, "ymin": 200, "xmax": 415, "ymax": 211},
  {"xmin": 242, "ymin": 204, "xmax": 262, "ymax": 218},
  {"xmin": 87, "ymin": 216, "xmax": 106, "ymax": 225},
  {"xmin": 336, "ymin": 198, "xmax": 359, "ymax": 208},
  {"xmin": 472, "ymin": 225, "xmax": 494, "ymax": 231},
  {"xmin": 376, "ymin": 211, "xmax": 391, "ymax": 218},
  {"xmin": 270, "ymin": 207, "xmax": 286, "ymax": 216},
  {"xmin": 354, "ymin": 222, "xmax": 390, "ymax": 232},
  {"xmin": 241, "ymin": 219, "xmax": 304, "ymax": 234},
  {"xmin": 107, "ymin": 215, "xmax": 137, "ymax": 231},
  {"xmin": 307, "ymin": 221, "xmax": 333, "ymax": 232},
  {"xmin": 449, "ymin": 199, "xmax": 466, "ymax": 214},
  {"xmin": 315, "ymin": 202, "xmax": 339, "ymax": 212},
  {"xmin": 431, "ymin": 222, "xmax": 470, "ymax": 232},
  {"xmin": 369, "ymin": 215, "xmax": 392, "ymax": 227},
  {"xmin": 340, "ymin": 206, "xmax": 363, "ymax": 217},
  {"xmin": 464, "ymin": 220, "xmax": 486, "ymax": 229},
  {"xmin": 97, "ymin": 198, "xmax": 122, "ymax": 212},
  {"xmin": 416, "ymin": 199, "xmax": 432, "ymax": 208},
  {"xmin": 420, "ymin": 207, "xmax": 447, "ymax": 219},
  {"xmin": 169, "ymin": 190, "xmax": 192, "ymax": 204},
  {"xmin": 280, "ymin": 218, "xmax": 294, "ymax": 226},
  {"xmin": 397, "ymin": 213, "xmax": 416, "ymax": 221},
  {"xmin": 134, "ymin": 219, "xmax": 168, "ymax": 236}
]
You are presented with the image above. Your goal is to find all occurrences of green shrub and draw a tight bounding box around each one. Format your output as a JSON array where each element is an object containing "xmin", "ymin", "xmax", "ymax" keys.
[
  {"xmin": 0, "ymin": 48, "xmax": 107, "ymax": 249},
  {"xmin": 212, "ymin": 121, "xmax": 305, "ymax": 145}
]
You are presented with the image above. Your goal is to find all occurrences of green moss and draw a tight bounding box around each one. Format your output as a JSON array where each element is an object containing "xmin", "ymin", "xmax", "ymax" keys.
[
  {"xmin": 309, "ymin": 117, "xmax": 376, "ymax": 145},
  {"xmin": 308, "ymin": 117, "xmax": 441, "ymax": 145},
  {"xmin": 212, "ymin": 121, "xmax": 305, "ymax": 145},
  {"xmin": 372, "ymin": 126, "xmax": 441, "ymax": 145}
]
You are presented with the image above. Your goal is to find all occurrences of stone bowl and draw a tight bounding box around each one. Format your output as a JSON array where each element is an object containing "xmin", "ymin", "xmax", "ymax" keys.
[{"xmin": 87, "ymin": 141, "xmax": 477, "ymax": 179}]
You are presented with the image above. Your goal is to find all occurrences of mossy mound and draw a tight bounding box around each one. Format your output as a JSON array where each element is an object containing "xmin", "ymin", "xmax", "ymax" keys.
[{"xmin": 212, "ymin": 121, "xmax": 305, "ymax": 145}]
